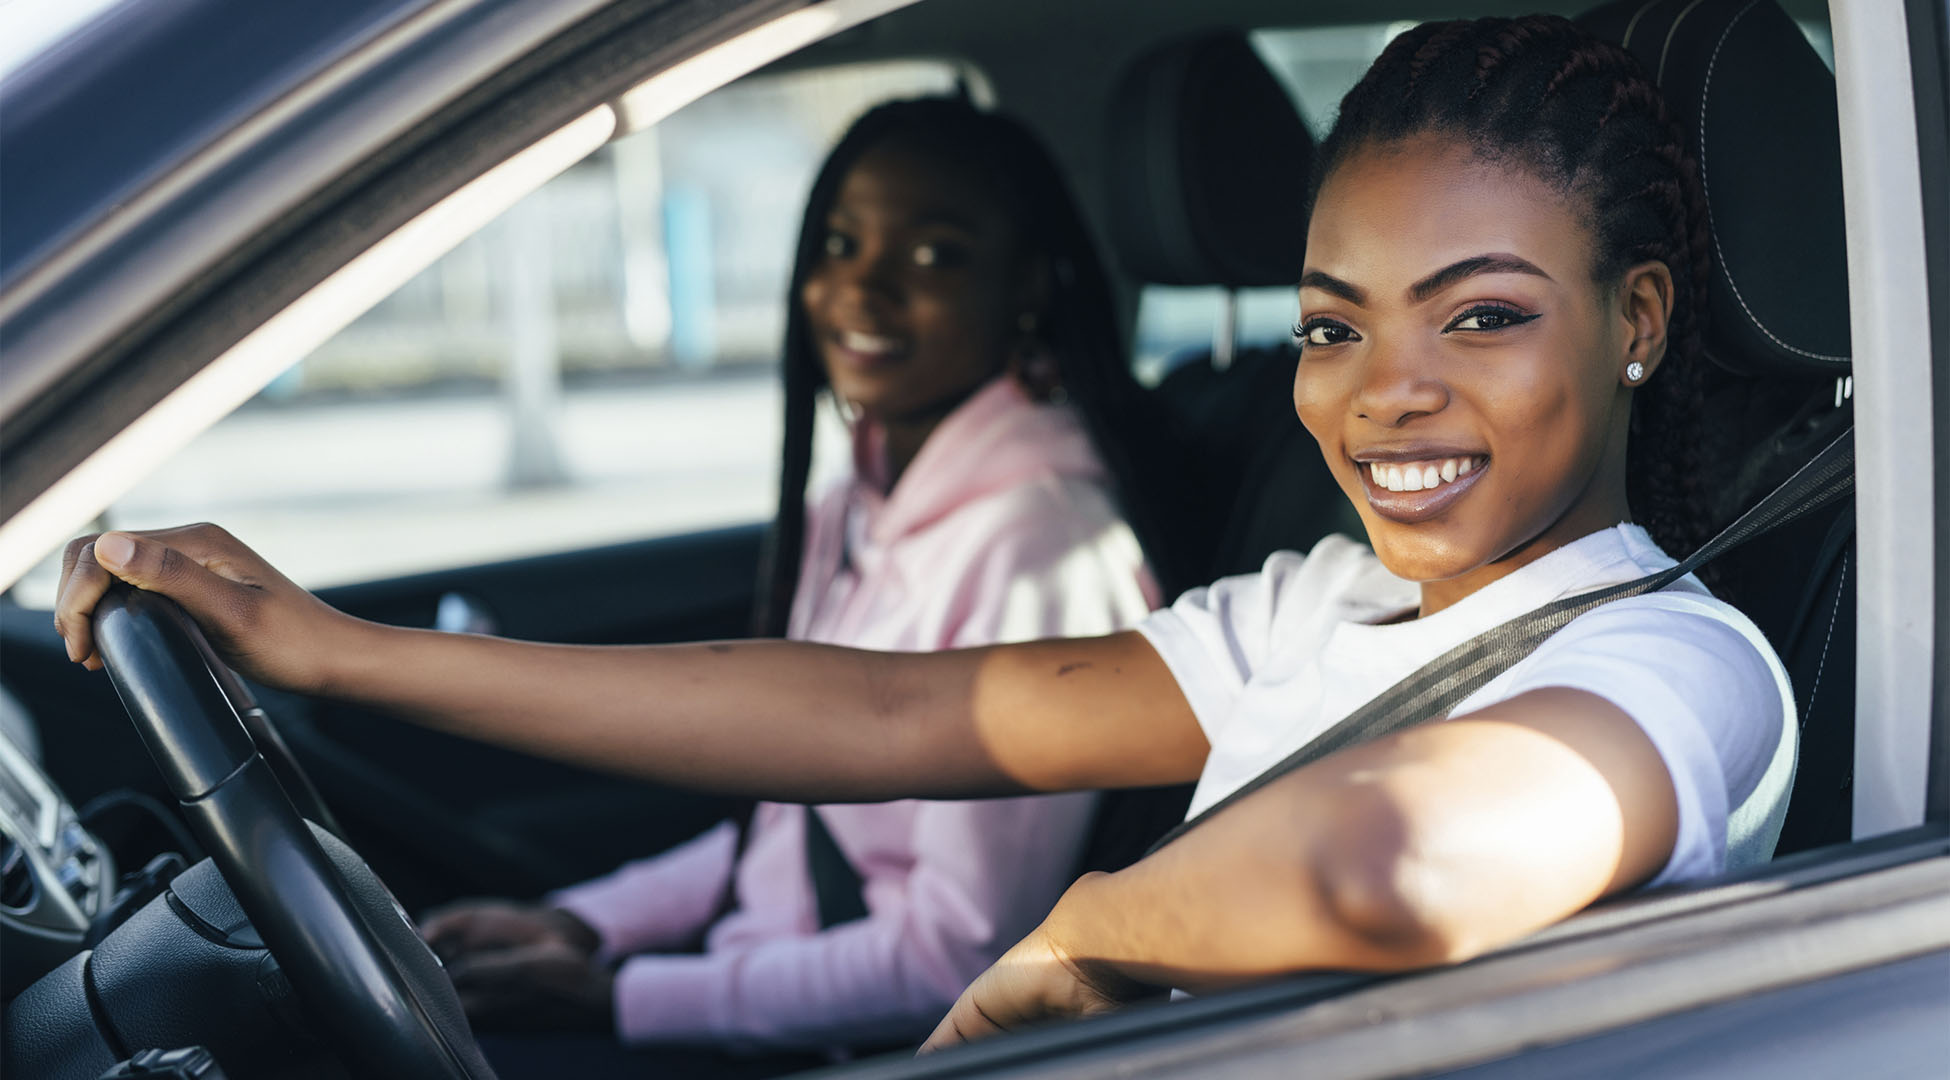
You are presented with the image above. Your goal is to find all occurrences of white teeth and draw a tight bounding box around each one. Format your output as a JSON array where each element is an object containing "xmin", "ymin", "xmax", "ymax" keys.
[
  {"xmin": 841, "ymin": 330, "xmax": 900, "ymax": 353},
  {"xmin": 1365, "ymin": 456, "xmax": 1483, "ymax": 494}
]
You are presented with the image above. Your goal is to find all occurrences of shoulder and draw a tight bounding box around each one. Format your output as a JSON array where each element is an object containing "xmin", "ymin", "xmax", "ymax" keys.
[
  {"xmin": 1508, "ymin": 591, "xmax": 1789, "ymax": 728},
  {"xmin": 924, "ymin": 476, "xmax": 1156, "ymax": 644},
  {"xmin": 1544, "ymin": 591, "xmax": 1782, "ymax": 681},
  {"xmin": 932, "ymin": 473, "xmax": 1135, "ymax": 574},
  {"xmin": 1482, "ymin": 589, "xmax": 1796, "ymax": 880},
  {"xmin": 1162, "ymin": 534, "xmax": 1400, "ymax": 627}
]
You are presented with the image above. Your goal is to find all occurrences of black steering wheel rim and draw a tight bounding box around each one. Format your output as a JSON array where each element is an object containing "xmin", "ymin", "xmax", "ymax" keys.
[
  {"xmin": 181, "ymin": 625, "xmax": 347, "ymax": 839},
  {"xmin": 92, "ymin": 584, "xmax": 494, "ymax": 1079}
]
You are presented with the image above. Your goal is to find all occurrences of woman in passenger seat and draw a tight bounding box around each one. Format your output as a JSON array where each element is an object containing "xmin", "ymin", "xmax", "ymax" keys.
[
  {"xmin": 54, "ymin": 15, "xmax": 1796, "ymax": 1054},
  {"xmin": 405, "ymin": 98, "xmax": 1191, "ymax": 1072}
]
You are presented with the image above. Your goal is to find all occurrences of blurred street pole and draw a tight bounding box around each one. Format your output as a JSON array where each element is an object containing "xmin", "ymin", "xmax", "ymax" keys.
[
  {"xmin": 502, "ymin": 186, "xmax": 568, "ymax": 488},
  {"xmin": 612, "ymin": 129, "xmax": 674, "ymax": 355}
]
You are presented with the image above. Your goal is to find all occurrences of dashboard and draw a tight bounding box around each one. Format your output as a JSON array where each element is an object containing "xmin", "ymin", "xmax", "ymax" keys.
[{"xmin": 0, "ymin": 700, "xmax": 112, "ymax": 1001}]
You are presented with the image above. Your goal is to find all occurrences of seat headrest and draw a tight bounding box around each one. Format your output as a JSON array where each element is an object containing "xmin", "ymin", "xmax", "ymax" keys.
[
  {"xmin": 1104, "ymin": 32, "xmax": 1313, "ymax": 288},
  {"xmin": 1580, "ymin": 0, "xmax": 1850, "ymax": 378}
]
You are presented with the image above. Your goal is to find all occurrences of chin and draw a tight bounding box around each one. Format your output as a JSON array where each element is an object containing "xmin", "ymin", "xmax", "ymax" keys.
[{"xmin": 1363, "ymin": 525, "xmax": 1492, "ymax": 584}]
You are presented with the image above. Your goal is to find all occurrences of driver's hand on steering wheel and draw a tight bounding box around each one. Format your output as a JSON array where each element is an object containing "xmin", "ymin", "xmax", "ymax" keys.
[{"xmin": 54, "ymin": 523, "xmax": 362, "ymax": 694}]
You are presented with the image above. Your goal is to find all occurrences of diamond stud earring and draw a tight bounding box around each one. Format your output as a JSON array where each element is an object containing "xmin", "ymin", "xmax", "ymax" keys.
[{"xmin": 1626, "ymin": 361, "xmax": 1646, "ymax": 383}]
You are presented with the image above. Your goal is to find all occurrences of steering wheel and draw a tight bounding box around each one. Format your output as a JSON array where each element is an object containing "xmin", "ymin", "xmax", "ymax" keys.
[{"xmin": 92, "ymin": 584, "xmax": 497, "ymax": 1079}]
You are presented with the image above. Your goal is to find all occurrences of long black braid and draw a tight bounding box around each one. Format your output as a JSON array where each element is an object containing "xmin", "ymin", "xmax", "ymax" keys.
[
  {"xmin": 1316, "ymin": 15, "xmax": 1715, "ymax": 560},
  {"xmin": 755, "ymin": 97, "xmax": 1202, "ymax": 636}
]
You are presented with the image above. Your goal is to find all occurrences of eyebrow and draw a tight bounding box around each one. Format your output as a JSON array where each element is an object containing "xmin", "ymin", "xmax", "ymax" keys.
[
  {"xmin": 1408, "ymin": 253, "xmax": 1552, "ymax": 302},
  {"xmin": 1299, "ymin": 253, "xmax": 1554, "ymax": 307}
]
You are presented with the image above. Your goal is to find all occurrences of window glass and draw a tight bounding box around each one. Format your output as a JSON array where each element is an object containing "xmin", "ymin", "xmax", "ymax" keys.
[{"xmin": 9, "ymin": 61, "xmax": 964, "ymax": 606}]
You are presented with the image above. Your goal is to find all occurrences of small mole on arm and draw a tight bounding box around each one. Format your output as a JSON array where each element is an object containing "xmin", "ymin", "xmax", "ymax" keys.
[
  {"xmin": 708, "ymin": 644, "xmax": 734, "ymax": 654},
  {"xmin": 1056, "ymin": 662, "xmax": 1094, "ymax": 677}
]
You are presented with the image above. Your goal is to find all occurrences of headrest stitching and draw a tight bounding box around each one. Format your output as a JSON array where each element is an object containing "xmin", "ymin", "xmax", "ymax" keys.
[
  {"xmin": 1620, "ymin": 0, "xmax": 1663, "ymax": 52},
  {"xmin": 1697, "ymin": 0, "xmax": 1850, "ymax": 364},
  {"xmin": 1658, "ymin": 0, "xmax": 1716, "ymax": 82}
]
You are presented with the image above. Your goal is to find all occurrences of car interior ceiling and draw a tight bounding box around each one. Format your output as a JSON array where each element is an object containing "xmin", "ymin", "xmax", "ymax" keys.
[{"xmin": 0, "ymin": 0, "xmax": 1892, "ymax": 1071}]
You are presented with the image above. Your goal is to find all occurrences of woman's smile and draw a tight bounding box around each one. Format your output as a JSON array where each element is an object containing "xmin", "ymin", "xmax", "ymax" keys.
[
  {"xmin": 1355, "ymin": 451, "xmax": 1490, "ymax": 523},
  {"xmin": 828, "ymin": 327, "xmax": 910, "ymax": 371}
]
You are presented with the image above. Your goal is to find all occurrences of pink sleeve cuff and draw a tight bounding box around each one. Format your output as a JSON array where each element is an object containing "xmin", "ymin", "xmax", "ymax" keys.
[
  {"xmin": 547, "ymin": 820, "xmax": 739, "ymax": 958},
  {"xmin": 610, "ymin": 952, "xmax": 738, "ymax": 1045}
]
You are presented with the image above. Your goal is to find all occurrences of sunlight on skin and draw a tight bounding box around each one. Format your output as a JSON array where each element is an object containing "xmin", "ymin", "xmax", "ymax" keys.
[{"xmin": 921, "ymin": 688, "xmax": 1676, "ymax": 1052}]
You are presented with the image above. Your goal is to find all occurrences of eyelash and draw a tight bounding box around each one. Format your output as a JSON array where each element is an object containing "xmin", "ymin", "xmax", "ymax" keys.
[
  {"xmin": 1445, "ymin": 303, "xmax": 1541, "ymax": 333},
  {"xmin": 1292, "ymin": 318, "xmax": 1356, "ymax": 351},
  {"xmin": 1291, "ymin": 304, "xmax": 1541, "ymax": 351}
]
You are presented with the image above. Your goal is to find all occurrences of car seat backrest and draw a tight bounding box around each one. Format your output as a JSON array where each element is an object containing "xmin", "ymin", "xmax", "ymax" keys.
[
  {"xmin": 1104, "ymin": 31, "xmax": 1312, "ymax": 288},
  {"xmin": 1581, "ymin": 0, "xmax": 1857, "ymax": 854},
  {"xmin": 1582, "ymin": 0, "xmax": 1851, "ymax": 379}
]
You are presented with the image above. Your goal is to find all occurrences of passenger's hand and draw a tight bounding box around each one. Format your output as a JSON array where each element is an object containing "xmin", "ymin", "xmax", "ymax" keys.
[
  {"xmin": 419, "ymin": 899, "xmax": 602, "ymax": 964},
  {"xmin": 443, "ymin": 938, "xmax": 616, "ymax": 1033},
  {"xmin": 919, "ymin": 908, "xmax": 1143, "ymax": 1052},
  {"xmin": 53, "ymin": 524, "xmax": 361, "ymax": 694}
]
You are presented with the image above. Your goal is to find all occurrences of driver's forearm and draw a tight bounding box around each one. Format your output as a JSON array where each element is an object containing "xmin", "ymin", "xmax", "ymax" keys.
[
  {"xmin": 320, "ymin": 622, "xmax": 1205, "ymax": 803},
  {"xmin": 324, "ymin": 622, "xmax": 1001, "ymax": 802}
]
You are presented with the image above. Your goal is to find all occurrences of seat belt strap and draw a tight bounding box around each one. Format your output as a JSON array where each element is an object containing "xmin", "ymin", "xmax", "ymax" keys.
[
  {"xmin": 804, "ymin": 806, "xmax": 869, "ymax": 928},
  {"xmin": 1146, "ymin": 428, "xmax": 1854, "ymax": 856}
]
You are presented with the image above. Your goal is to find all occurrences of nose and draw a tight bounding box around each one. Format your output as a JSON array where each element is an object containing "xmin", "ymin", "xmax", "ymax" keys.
[
  {"xmin": 827, "ymin": 241, "xmax": 903, "ymax": 313},
  {"xmin": 1349, "ymin": 339, "xmax": 1448, "ymax": 428}
]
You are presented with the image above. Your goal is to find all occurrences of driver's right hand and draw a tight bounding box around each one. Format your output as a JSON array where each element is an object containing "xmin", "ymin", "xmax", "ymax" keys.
[{"xmin": 53, "ymin": 523, "xmax": 361, "ymax": 694}]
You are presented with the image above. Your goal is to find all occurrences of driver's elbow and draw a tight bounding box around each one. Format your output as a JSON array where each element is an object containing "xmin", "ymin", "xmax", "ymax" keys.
[{"xmin": 1309, "ymin": 802, "xmax": 1484, "ymax": 968}]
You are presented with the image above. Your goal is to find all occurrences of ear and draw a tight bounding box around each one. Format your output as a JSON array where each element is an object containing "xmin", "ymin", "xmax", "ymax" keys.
[{"xmin": 1616, "ymin": 261, "xmax": 1675, "ymax": 387}]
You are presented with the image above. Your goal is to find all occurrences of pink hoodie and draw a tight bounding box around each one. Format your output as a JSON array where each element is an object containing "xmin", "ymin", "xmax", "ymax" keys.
[{"xmin": 551, "ymin": 376, "xmax": 1160, "ymax": 1050}]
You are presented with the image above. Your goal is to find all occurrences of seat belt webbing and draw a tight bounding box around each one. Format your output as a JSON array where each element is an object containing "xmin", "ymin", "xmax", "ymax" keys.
[
  {"xmin": 805, "ymin": 806, "xmax": 869, "ymax": 929},
  {"xmin": 1146, "ymin": 428, "xmax": 1855, "ymax": 856}
]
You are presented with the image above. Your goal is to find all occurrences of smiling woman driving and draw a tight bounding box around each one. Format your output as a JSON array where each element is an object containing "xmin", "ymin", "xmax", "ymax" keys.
[{"xmin": 52, "ymin": 13, "xmax": 1794, "ymax": 1053}]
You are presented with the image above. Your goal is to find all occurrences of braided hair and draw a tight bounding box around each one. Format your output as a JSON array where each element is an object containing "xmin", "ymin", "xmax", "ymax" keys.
[
  {"xmin": 1316, "ymin": 15, "xmax": 1714, "ymax": 559},
  {"xmin": 755, "ymin": 97, "xmax": 1201, "ymax": 635}
]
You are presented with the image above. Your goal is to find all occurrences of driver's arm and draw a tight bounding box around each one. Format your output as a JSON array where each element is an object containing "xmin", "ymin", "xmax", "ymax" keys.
[
  {"xmin": 54, "ymin": 526, "xmax": 1210, "ymax": 802},
  {"xmin": 922, "ymin": 687, "xmax": 1680, "ymax": 1047}
]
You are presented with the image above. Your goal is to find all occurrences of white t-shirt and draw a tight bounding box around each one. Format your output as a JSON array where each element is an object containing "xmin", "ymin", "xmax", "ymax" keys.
[{"xmin": 1138, "ymin": 525, "xmax": 1796, "ymax": 888}]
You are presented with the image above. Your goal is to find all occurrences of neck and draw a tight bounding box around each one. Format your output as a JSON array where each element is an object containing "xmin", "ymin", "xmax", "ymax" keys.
[
  {"xmin": 879, "ymin": 415, "xmax": 944, "ymax": 491},
  {"xmin": 1415, "ymin": 486, "xmax": 1633, "ymax": 618}
]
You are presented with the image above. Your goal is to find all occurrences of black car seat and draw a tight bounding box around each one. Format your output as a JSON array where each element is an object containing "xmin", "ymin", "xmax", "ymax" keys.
[
  {"xmin": 1104, "ymin": 30, "xmax": 1360, "ymax": 582},
  {"xmin": 1071, "ymin": 32, "xmax": 1350, "ymax": 874},
  {"xmin": 1579, "ymin": 0, "xmax": 1857, "ymax": 854}
]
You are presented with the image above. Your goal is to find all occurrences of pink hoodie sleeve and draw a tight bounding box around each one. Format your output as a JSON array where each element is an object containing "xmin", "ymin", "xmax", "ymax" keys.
[
  {"xmin": 547, "ymin": 819, "xmax": 739, "ymax": 958},
  {"xmin": 606, "ymin": 792, "xmax": 1096, "ymax": 1048}
]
